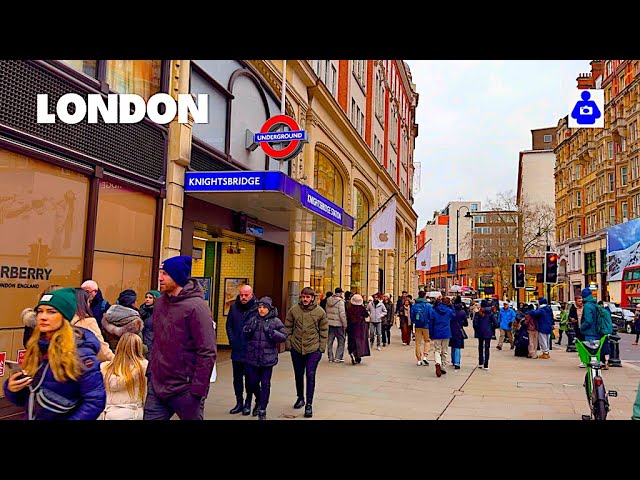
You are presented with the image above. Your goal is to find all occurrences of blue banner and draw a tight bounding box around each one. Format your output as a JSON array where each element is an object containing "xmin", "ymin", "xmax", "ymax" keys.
[
  {"xmin": 184, "ymin": 170, "xmax": 354, "ymax": 230},
  {"xmin": 447, "ymin": 254, "xmax": 457, "ymax": 274}
]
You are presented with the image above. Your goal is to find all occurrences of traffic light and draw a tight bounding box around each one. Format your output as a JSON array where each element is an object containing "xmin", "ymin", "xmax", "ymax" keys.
[
  {"xmin": 544, "ymin": 252, "xmax": 559, "ymax": 283},
  {"xmin": 513, "ymin": 263, "xmax": 526, "ymax": 289}
]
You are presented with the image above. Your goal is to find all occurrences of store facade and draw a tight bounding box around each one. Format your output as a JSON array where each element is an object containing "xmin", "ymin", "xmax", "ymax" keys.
[{"xmin": 0, "ymin": 60, "xmax": 168, "ymax": 385}]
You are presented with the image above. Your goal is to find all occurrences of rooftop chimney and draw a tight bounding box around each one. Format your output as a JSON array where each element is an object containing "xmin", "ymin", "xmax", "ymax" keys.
[{"xmin": 576, "ymin": 72, "xmax": 593, "ymax": 89}]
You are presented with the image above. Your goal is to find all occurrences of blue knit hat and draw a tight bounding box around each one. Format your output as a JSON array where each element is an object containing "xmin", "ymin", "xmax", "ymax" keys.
[
  {"xmin": 160, "ymin": 255, "xmax": 192, "ymax": 287},
  {"xmin": 581, "ymin": 288, "xmax": 593, "ymax": 298},
  {"xmin": 539, "ymin": 298, "xmax": 548, "ymax": 305}
]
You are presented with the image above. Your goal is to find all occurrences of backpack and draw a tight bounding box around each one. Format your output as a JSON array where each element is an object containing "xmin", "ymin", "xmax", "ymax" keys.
[{"xmin": 595, "ymin": 305, "xmax": 613, "ymax": 336}]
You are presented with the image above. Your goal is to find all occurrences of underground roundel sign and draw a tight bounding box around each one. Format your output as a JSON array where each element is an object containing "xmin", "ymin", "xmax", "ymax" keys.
[{"xmin": 253, "ymin": 115, "xmax": 308, "ymax": 161}]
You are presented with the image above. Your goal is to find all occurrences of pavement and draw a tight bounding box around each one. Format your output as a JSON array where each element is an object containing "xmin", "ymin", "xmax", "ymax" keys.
[{"xmin": 203, "ymin": 326, "xmax": 640, "ymax": 420}]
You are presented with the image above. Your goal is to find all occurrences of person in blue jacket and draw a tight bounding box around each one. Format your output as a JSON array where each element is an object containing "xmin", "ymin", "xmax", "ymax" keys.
[
  {"xmin": 4, "ymin": 287, "xmax": 106, "ymax": 420},
  {"xmin": 528, "ymin": 298, "xmax": 554, "ymax": 359},
  {"xmin": 411, "ymin": 290, "xmax": 434, "ymax": 366},
  {"xmin": 496, "ymin": 302, "xmax": 516, "ymax": 350},
  {"xmin": 429, "ymin": 296, "xmax": 455, "ymax": 377}
]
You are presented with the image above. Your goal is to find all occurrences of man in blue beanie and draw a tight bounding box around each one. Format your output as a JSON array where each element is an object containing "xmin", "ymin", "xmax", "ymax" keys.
[{"xmin": 144, "ymin": 255, "xmax": 217, "ymax": 420}]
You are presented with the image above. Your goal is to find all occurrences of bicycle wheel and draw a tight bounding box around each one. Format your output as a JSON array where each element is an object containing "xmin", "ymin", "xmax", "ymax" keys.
[{"xmin": 593, "ymin": 399, "xmax": 608, "ymax": 421}]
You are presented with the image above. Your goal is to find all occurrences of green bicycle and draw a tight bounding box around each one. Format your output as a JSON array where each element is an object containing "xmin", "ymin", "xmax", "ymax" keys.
[{"xmin": 575, "ymin": 335, "xmax": 617, "ymax": 420}]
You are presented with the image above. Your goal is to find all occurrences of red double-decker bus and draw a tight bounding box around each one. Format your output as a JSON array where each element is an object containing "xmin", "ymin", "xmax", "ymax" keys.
[{"xmin": 621, "ymin": 265, "xmax": 640, "ymax": 308}]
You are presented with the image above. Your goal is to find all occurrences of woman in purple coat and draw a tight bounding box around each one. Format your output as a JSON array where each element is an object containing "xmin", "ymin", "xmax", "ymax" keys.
[
  {"xmin": 473, "ymin": 300, "xmax": 496, "ymax": 370},
  {"xmin": 346, "ymin": 294, "xmax": 371, "ymax": 364}
]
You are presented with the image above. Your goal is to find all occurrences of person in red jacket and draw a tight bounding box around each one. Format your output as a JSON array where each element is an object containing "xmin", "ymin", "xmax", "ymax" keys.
[{"xmin": 143, "ymin": 255, "xmax": 217, "ymax": 420}]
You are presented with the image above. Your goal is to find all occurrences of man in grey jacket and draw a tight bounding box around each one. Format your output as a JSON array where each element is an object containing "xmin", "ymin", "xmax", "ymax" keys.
[
  {"xmin": 367, "ymin": 292, "xmax": 388, "ymax": 351},
  {"xmin": 326, "ymin": 287, "xmax": 347, "ymax": 363}
]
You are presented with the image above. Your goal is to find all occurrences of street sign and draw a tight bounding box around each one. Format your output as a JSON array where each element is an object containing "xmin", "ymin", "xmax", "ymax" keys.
[{"xmin": 254, "ymin": 114, "xmax": 308, "ymax": 161}]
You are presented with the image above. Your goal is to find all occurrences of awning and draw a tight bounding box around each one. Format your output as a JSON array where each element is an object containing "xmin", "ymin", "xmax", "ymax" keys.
[{"xmin": 184, "ymin": 171, "xmax": 354, "ymax": 232}]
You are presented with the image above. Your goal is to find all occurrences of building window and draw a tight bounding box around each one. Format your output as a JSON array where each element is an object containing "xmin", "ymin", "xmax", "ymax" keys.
[
  {"xmin": 351, "ymin": 188, "xmax": 369, "ymax": 294},
  {"xmin": 331, "ymin": 65, "xmax": 337, "ymax": 97},
  {"xmin": 576, "ymin": 191, "xmax": 581, "ymax": 207},
  {"xmin": 607, "ymin": 142, "xmax": 614, "ymax": 159},
  {"xmin": 351, "ymin": 98, "xmax": 356, "ymax": 125},
  {"xmin": 609, "ymin": 173, "xmax": 615, "ymax": 192},
  {"xmin": 585, "ymin": 251, "xmax": 596, "ymax": 275},
  {"xmin": 60, "ymin": 60, "xmax": 97, "ymax": 78},
  {"xmin": 543, "ymin": 134, "xmax": 552, "ymax": 143},
  {"xmin": 324, "ymin": 60, "xmax": 330, "ymax": 85},
  {"xmin": 0, "ymin": 150, "xmax": 89, "ymax": 329},
  {"xmin": 622, "ymin": 202, "xmax": 628, "ymax": 221},
  {"xmin": 106, "ymin": 60, "xmax": 162, "ymax": 102},
  {"xmin": 360, "ymin": 111, "xmax": 365, "ymax": 136},
  {"xmin": 93, "ymin": 180, "xmax": 157, "ymax": 304},
  {"xmin": 621, "ymin": 166, "xmax": 628, "ymax": 186},
  {"xmin": 609, "ymin": 206, "xmax": 615, "ymax": 226},
  {"xmin": 311, "ymin": 151, "xmax": 343, "ymax": 296}
]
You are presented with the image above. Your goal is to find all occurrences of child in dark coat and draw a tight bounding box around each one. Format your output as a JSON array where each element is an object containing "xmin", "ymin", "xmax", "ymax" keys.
[{"xmin": 242, "ymin": 296, "xmax": 287, "ymax": 420}]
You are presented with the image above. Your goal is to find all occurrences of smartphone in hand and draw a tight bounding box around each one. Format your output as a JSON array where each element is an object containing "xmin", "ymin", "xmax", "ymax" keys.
[{"xmin": 5, "ymin": 360, "xmax": 28, "ymax": 381}]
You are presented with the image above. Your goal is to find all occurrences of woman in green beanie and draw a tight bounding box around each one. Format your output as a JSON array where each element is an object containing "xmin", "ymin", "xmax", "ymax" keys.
[
  {"xmin": 140, "ymin": 290, "xmax": 161, "ymax": 360},
  {"xmin": 3, "ymin": 287, "xmax": 106, "ymax": 419}
]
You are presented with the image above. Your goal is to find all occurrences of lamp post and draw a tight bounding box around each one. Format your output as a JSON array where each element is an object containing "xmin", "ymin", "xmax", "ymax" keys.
[
  {"xmin": 456, "ymin": 206, "xmax": 473, "ymax": 288},
  {"xmin": 537, "ymin": 227, "xmax": 551, "ymax": 302}
]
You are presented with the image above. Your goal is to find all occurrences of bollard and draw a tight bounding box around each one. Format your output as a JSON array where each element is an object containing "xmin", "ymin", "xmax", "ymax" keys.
[
  {"xmin": 566, "ymin": 323, "xmax": 577, "ymax": 352},
  {"xmin": 607, "ymin": 324, "xmax": 622, "ymax": 367}
]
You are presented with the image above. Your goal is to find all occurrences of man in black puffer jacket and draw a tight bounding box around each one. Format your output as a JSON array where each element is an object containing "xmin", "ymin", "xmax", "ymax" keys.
[
  {"xmin": 242, "ymin": 296, "xmax": 287, "ymax": 420},
  {"xmin": 226, "ymin": 285, "xmax": 258, "ymax": 416}
]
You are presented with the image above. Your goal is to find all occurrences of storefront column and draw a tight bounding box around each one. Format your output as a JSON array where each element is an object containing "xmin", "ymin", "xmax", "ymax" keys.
[
  {"xmin": 162, "ymin": 60, "xmax": 193, "ymax": 261},
  {"xmin": 343, "ymin": 230, "xmax": 352, "ymax": 292},
  {"xmin": 369, "ymin": 248, "xmax": 380, "ymax": 296},
  {"xmin": 386, "ymin": 250, "xmax": 395, "ymax": 297}
]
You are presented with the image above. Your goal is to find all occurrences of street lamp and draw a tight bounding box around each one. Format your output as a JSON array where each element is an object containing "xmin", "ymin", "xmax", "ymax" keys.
[{"xmin": 456, "ymin": 206, "xmax": 474, "ymax": 286}]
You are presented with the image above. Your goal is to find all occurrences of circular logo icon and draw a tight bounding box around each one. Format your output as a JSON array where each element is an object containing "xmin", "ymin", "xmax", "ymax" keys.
[{"xmin": 257, "ymin": 115, "xmax": 307, "ymax": 161}]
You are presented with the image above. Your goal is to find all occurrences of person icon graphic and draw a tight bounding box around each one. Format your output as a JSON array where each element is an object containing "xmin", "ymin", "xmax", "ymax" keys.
[{"xmin": 571, "ymin": 91, "xmax": 601, "ymax": 125}]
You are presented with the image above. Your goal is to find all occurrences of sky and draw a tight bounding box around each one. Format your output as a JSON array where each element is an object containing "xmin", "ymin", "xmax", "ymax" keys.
[{"xmin": 406, "ymin": 60, "xmax": 592, "ymax": 231}]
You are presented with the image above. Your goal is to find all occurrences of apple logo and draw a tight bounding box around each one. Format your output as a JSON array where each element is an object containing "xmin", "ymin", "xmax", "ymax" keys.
[
  {"xmin": 421, "ymin": 260, "xmax": 426, "ymax": 266},
  {"xmin": 379, "ymin": 231, "xmax": 388, "ymax": 242}
]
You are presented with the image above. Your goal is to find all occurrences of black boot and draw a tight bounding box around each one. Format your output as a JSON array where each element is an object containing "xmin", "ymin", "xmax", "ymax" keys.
[
  {"xmin": 229, "ymin": 399, "xmax": 243, "ymax": 415},
  {"xmin": 258, "ymin": 409, "xmax": 267, "ymax": 420},
  {"xmin": 252, "ymin": 404, "xmax": 259, "ymax": 417},
  {"xmin": 242, "ymin": 400, "xmax": 252, "ymax": 416},
  {"xmin": 304, "ymin": 404, "xmax": 313, "ymax": 418},
  {"xmin": 293, "ymin": 397, "xmax": 305, "ymax": 409}
]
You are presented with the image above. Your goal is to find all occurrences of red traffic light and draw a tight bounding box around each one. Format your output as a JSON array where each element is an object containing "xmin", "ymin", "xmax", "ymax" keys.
[
  {"xmin": 548, "ymin": 255, "xmax": 557, "ymax": 262},
  {"xmin": 517, "ymin": 265, "xmax": 524, "ymax": 272}
]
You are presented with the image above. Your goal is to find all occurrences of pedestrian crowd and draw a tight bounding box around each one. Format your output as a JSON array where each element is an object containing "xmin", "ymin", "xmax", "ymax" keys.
[{"xmin": 6, "ymin": 269, "xmax": 640, "ymax": 420}]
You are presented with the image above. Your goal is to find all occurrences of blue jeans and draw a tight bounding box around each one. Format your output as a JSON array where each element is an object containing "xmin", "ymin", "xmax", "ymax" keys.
[
  {"xmin": 451, "ymin": 347, "xmax": 461, "ymax": 366},
  {"xmin": 369, "ymin": 322, "xmax": 382, "ymax": 346}
]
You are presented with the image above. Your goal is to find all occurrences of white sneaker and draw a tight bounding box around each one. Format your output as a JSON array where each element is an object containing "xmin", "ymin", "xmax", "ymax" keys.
[
  {"xmin": 579, "ymin": 363, "xmax": 587, "ymax": 368},
  {"xmin": 335, "ymin": 358, "xmax": 344, "ymax": 363},
  {"xmin": 417, "ymin": 361, "xmax": 423, "ymax": 366},
  {"xmin": 377, "ymin": 346, "xmax": 381, "ymax": 351},
  {"xmin": 478, "ymin": 365, "xmax": 484, "ymax": 369},
  {"xmin": 422, "ymin": 359, "xmax": 429, "ymax": 366},
  {"xmin": 483, "ymin": 367, "xmax": 490, "ymax": 370}
]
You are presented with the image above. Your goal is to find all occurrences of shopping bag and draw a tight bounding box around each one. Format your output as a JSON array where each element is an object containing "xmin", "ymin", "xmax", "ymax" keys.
[{"xmin": 209, "ymin": 362, "xmax": 217, "ymax": 383}]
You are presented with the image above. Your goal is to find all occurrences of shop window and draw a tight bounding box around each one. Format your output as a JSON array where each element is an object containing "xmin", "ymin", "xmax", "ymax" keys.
[
  {"xmin": 311, "ymin": 151, "xmax": 343, "ymax": 295},
  {"xmin": 93, "ymin": 180, "xmax": 156, "ymax": 304},
  {"xmin": 60, "ymin": 60, "xmax": 97, "ymax": 78},
  {"xmin": 0, "ymin": 150, "xmax": 88, "ymax": 328},
  {"xmin": 350, "ymin": 188, "xmax": 369, "ymax": 294}
]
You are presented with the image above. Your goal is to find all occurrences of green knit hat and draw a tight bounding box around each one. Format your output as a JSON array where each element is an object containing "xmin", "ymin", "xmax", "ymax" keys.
[
  {"xmin": 35, "ymin": 287, "xmax": 77, "ymax": 322},
  {"xmin": 146, "ymin": 290, "xmax": 161, "ymax": 299}
]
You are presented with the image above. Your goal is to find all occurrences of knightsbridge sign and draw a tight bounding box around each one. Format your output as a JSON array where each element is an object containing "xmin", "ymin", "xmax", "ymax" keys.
[
  {"xmin": 184, "ymin": 171, "xmax": 353, "ymax": 229},
  {"xmin": 36, "ymin": 93, "xmax": 209, "ymax": 124}
]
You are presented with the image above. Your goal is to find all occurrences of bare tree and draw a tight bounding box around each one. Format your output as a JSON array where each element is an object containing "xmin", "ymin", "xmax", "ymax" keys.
[{"xmin": 461, "ymin": 190, "xmax": 556, "ymax": 296}]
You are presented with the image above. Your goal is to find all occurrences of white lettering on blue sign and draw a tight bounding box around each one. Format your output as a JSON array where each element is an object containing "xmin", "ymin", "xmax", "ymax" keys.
[
  {"xmin": 254, "ymin": 130, "xmax": 305, "ymax": 143},
  {"xmin": 187, "ymin": 176, "xmax": 261, "ymax": 187},
  {"xmin": 306, "ymin": 193, "xmax": 342, "ymax": 221}
]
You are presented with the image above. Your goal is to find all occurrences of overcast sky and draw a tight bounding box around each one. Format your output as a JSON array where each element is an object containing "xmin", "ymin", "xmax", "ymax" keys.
[{"xmin": 406, "ymin": 60, "xmax": 592, "ymax": 231}]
